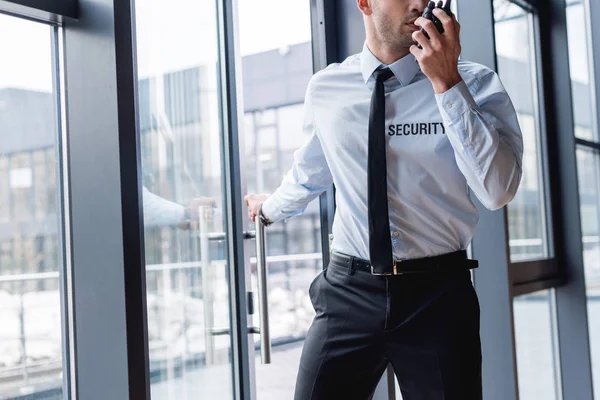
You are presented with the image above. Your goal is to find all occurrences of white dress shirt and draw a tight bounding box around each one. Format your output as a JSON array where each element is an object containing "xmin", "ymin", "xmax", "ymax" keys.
[
  {"xmin": 261, "ymin": 42, "xmax": 523, "ymax": 261},
  {"xmin": 142, "ymin": 186, "xmax": 185, "ymax": 227}
]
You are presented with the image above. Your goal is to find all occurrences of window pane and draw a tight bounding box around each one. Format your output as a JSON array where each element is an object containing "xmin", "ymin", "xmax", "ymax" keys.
[
  {"xmin": 567, "ymin": 0, "xmax": 600, "ymax": 395},
  {"xmin": 133, "ymin": 0, "xmax": 236, "ymax": 398},
  {"xmin": 567, "ymin": 1, "xmax": 596, "ymax": 142},
  {"xmin": 0, "ymin": 156, "xmax": 8, "ymax": 222},
  {"xmin": 513, "ymin": 290, "xmax": 559, "ymax": 400},
  {"xmin": 493, "ymin": 0, "xmax": 551, "ymax": 262},
  {"xmin": 237, "ymin": 0, "xmax": 320, "ymax": 397},
  {"xmin": 576, "ymin": 147, "xmax": 600, "ymax": 398},
  {"xmin": 0, "ymin": 15, "xmax": 66, "ymax": 399}
]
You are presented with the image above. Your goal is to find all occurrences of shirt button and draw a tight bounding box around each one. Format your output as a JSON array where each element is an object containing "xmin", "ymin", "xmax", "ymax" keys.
[
  {"xmin": 393, "ymin": 231, "xmax": 400, "ymax": 238},
  {"xmin": 446, "ymin": 103, "xmax": 453, "ymax": 109},
  {"xmin": 463, "ymin": 140, "xmax": 470, "ymax": 147}
]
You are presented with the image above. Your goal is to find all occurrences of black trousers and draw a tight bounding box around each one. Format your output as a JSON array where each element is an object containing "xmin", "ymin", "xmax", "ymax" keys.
[{"xmin": 294, "ymin": 256, "xmax": 482, "ymax": 400}]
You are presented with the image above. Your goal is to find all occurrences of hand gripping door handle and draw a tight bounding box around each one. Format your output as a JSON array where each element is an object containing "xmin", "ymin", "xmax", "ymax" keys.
[{"xmin": 254, "ymin": 218, "xmax": 272, "ymax": 364}]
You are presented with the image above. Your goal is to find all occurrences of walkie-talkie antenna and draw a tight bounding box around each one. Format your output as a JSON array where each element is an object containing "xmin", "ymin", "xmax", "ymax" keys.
[
  {"xmin": 443, "ymin": 0, "xmax": 453, "ymax": 16},
  {"xmin": 418, "ymin": 0, "xmax": 452, "ymax": 48},
  {"xmin": 423, "ymin": 1, "xmax": 435, "ymax": 20}
]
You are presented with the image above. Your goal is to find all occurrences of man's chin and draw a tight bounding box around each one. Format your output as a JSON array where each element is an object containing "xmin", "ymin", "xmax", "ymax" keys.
[
  {"xmin": 382, "ymin": 33, "xmax": 417, "ymax": 50},
  {"xmin": 393, "ymin": 40, "xmax": 416, "ymax": 50}
]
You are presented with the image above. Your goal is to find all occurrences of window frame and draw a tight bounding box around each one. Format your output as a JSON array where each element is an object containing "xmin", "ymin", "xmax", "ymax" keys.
[
  {"xmin": 493, "ymin": 0, "xmax": 562, "ymax": 292},
  {"xmin": 0, "ymin": 0, "xmax": 77, "ymax": 23}
]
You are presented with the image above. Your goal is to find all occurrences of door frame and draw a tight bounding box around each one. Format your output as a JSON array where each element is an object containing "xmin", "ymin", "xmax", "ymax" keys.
[{"xmin": 223, "ymin": 0, "xmax": 335, "ymax": 398}]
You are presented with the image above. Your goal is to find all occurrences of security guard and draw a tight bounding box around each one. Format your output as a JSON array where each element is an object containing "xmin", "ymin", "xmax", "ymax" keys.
[{"xmin": 244, "ymin": 0, "xmax": 523, "ymax": 398}]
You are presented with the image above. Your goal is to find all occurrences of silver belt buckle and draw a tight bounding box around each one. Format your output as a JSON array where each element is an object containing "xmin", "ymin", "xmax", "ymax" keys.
[{"xmin": 370, "ymin": 260, "xmax": 402, "ymax": 276}]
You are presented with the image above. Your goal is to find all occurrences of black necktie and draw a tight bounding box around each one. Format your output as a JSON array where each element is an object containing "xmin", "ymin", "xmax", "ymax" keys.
[{"xmin": 368, "ymin": 68, "xmax": 395, "ymax": 274}]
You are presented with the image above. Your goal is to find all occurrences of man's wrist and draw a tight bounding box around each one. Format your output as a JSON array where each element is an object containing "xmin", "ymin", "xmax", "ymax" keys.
[
  {"xmin": 258, "ymin": 202, "xmax": 273, "ymax": 226},
  {"xmin": 178, "ymin": 207, "xmax": 193, "ymax": 229},
  {"xmin": 181, "ymin": 207, "xmax": 192, "ymax": 222},
  {"xmin": 431, "ymin": 73, "xmax": 462, "ymax": 94}
]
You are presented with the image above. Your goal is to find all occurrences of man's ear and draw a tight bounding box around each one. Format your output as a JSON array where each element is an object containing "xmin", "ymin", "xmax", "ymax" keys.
[{"xmin": 357, "ymin": 0, "xmax": 373, "ymax": 16}]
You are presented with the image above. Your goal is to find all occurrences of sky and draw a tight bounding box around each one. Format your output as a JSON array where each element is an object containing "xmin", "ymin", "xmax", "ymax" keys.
[{"xmin": 0, "ymin": 1, "xmax": 591, "ymax": 93}]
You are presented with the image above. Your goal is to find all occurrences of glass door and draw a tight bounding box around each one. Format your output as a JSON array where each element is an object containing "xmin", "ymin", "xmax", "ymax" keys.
[
  {"xmin": 0, "ymin": 13, "xmax": 69, "ymax": 400},
  {"xmin": 133, "ymin": 0, "xmax": 242, "ymax": 398},
  {"xmin": 235, "ymin": 0, "xmax": 326, "ymax": 398},
  {"xmin": 132, "ymin": 0, "xmax": 324, "ymax": 398}
]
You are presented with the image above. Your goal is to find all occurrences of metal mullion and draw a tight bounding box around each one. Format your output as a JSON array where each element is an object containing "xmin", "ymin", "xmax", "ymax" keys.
[
  {"xmin": 0, "ymin": 0, "xmax": 77, "ymax": 23},
  {"xmin": 3, "ymin": 0, "xmax": 77, "ymax": 17},
  {"xmin": 510, "ymin": 258, "xmax": 561, "ymax": 285},
  {"xmin": 529, "ymin": 9, "xmax": 556, "ymax": 260},
  {"xmin": 540, "ymin": 0, "xmax": 594, "ymax": 398},
  {"xmin": 216, "ymin": 0, "xmax": 253, "ymax": 398},
  {"xmin": 585, "ymin": 0, "xmax": 600, "ymax": 144},
  {"xmin": 62, "ymin": 0, "xmax": 147, "ymax": 398},
  {"xmin": 512, "ymin": 278, "xmax": 564, "ymax": 297},
  {"xmin": 576, "ymin": 137, "xmax": 600, "ymax": 151},
  {"xmin": 114, "ymin": 0, "xmax": 152, "ymax": 397},
  {"xmin": 509, "ymin": 0, "xmax": 539, "ymax": 13},
  {"xmin": 53, "ymin": 23, "xmax": 74, "ymax": 400}
]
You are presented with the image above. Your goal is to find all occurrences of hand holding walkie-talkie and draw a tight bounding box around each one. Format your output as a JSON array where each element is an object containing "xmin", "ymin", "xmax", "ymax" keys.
[
  {"xmin": 411, "ymin": 0, "xmax": 462, "ymax": 94},
  {"xmin": 418, "ymin": 0, "xmax": 453, "ymax": 48}
]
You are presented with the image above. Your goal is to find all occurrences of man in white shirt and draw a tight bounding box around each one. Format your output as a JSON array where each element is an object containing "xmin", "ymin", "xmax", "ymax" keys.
[{"xmin": 245, "ymin": 0, "xmax": 522, "ymax": 398}]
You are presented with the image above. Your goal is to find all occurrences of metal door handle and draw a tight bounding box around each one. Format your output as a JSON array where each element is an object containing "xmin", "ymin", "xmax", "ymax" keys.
[
  {"xmin": 201, "ymin": 231, "xmax": 255, "ymax": 241},
  {"xmin": 255, "ymin": 218, "xmax": 271, "ymax": 364}
]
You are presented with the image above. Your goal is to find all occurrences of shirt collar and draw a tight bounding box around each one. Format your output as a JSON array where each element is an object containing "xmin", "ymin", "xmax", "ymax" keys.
[{"xmin": 360, "ymin": 41, "xmax": 420, "ymax": 86}]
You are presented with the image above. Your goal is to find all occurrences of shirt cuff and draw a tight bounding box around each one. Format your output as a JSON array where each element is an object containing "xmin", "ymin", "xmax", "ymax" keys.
[
  {"xmin": 260, "ymin": 197, "xmax": 282, "ymax": 224},
  {"xmin": 435, "ymin": 80, "xmax": 478, "ymax": 124}
]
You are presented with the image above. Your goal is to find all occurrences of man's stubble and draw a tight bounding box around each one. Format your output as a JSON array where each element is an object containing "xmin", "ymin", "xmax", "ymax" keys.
[{"xmin": 371, "ymin": 2, "xmax": 419, "ymax": 51}]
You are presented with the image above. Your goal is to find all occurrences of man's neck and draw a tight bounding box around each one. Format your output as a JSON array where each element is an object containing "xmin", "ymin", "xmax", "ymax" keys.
[{"xmin": 366, "ymin": 39, "xmax": 411, "ymax": 65}]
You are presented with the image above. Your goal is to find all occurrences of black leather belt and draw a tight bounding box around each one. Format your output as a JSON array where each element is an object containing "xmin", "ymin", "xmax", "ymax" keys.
[{"xmin": 330, "ymin": 250, "xmax": 478, "ymax": 276}]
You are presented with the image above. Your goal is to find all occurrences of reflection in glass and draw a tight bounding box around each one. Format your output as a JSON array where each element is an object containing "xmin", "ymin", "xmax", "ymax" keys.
[
  {"xmin": 567, "ymin": 1, "xmax": 600, "ymax": 396},
  {"xmin": 576, "ymin": 148, "xmax": 600, "ymax": 398},
  {"xmin": 493, "ymin": 0, "xmax": 550, "ymax": 262},
  {"xmin": 238, "ymin": 0, "xmax": 321, "ymax": 397},
  {"xmin": 0, "ymin": 15, "xmax": 66, "ymax": 399},
  {"xmin": 567, "ymin": 1, "xmax": 596, "ymax": 142},
  {"xmin": 513, "ymin": 290, "xmax": 559, "ymax": 400},
  {"xmin": 134, "ymin": 0, "xmax": 234, "ymax": 398}
]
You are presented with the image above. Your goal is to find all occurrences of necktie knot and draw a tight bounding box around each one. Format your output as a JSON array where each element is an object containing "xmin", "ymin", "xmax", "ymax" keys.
[{"xmin": 373, "ymin": 68, "xmax": 394, "ymax": 83}]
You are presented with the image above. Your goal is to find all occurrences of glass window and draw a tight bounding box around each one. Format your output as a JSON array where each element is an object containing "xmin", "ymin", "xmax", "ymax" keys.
[
  {"xmin": 11, "ymin": 154, "xmax": 34, "ymax": 220},
  {"xmin": 566, "ymin": 1, "xmax": 600, "ymax": 396},
  {"xmin": 567, "ymin": 0, "xmax": 596, "ymax": 142},
  {"xmin": 34, "ymin": 151, "xmax": 47, "ymax": 219},
  {"xmin": 0, "ymin": 14, "xmax": 66, "ymax": 399},
  {"xmin": 513, "ymin": 290, "xmax": 559, "ymax": 400},
  {"xmin": 134, "ymin": 0, "xmax": 236, "ymax": 398},
  {"xmin": 0, "ymin": 155, "xmax": 8, "ymax": 221},
  {"xmin": 493, "ymin": 0, "xmax": 551, "ymax": 262},
  {"xmin": 238, "ymin": 0, "xmax": 320, "ymax": 398},
  {"xmin": 576, "ymin": 147, "xmax": 600, "ymax": 398}
]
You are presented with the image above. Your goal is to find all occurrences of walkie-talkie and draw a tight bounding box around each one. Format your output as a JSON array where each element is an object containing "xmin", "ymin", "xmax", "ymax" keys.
[{"xmin": 418, "ymin": 0, "xmax": 453, "ymax": 48}]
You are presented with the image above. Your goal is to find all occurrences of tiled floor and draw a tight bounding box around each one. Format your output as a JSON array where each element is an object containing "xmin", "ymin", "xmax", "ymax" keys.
[
  {"xmin": 255, "ymin": 341, "xmax": 304, "ymax": 400},
  {"xmin": 150, "ymin": 341, "xmax": 305, "ymax": 400}
]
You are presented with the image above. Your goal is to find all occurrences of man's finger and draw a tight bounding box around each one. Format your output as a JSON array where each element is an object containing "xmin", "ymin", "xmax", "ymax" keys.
[
  {"xmin": 409, "ymin": 44, "xmax": 423, "ymax": 59},
  {"xmin": 432, "ymin": 8, "xmax": 456, "ymax": 40},
  {"xmin": 412, "ymin": 31, "xmax": 432, "ymax": 52},
  {"xmin": 415, "ymin": 17, "xmax": 441, "ymax": 47}
]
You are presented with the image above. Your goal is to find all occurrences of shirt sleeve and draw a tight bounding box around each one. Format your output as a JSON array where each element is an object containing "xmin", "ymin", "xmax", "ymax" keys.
[
  {"xmin": 142, "ymin": 186, "xmax": 186, "ymax": 227},
  {"xmin": 260, "ymin": 84, "xmax": 333, "ymax": 223},
  {"xmin": 435, "ymin": 71, "xmax": 524, "ymax": 210}
]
